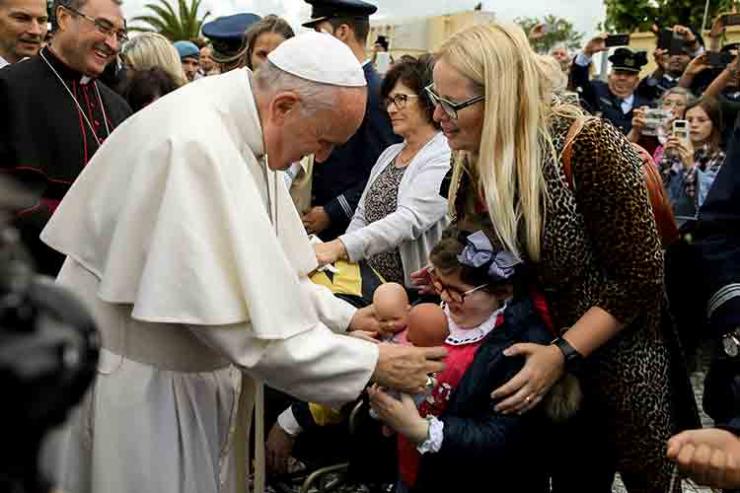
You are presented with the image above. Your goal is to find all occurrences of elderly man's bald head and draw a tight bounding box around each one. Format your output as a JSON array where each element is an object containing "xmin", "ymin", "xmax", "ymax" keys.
[{"xmin": 0, "ymin": 0, "xmax": 48, "ymax": 64}]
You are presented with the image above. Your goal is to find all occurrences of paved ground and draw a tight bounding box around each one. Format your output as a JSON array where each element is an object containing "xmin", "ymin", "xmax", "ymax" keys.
[{"xmin": 613, "ymin": 348, "xmax": 715, "ymax": 493}]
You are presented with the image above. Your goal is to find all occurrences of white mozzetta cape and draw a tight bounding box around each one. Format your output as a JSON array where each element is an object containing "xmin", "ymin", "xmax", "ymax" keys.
[{"xmin": 42, "ymin": 69, "xmax": 319, "ymax": 339}]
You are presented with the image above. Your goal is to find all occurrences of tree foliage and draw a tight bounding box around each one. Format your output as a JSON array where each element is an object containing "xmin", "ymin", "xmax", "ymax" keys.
[
  {"xmin": 515, "ymin": 15, "xmax": 584, "ymax": 53},
  {"xmin": 130, "ymin": 0, "xmax": 211, "ymax": 41},
  {"xmin": 604, "ymin": 0, "xmax": 735, "ymax": 33}
]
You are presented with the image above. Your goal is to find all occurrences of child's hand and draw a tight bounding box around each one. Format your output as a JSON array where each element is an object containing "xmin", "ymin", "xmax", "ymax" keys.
[{"xmin": 368, "ymin": 386, "xmax": 429, "ymax": 444}]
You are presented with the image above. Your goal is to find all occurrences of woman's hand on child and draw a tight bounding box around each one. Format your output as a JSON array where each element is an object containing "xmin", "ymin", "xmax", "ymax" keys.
[
  {"xmin": 368, "ymin": 386, "xmax": 429, "ymax": 444},
  {"xmin": 490, "ymin": 343, "xmax": 565, "ymax": 415},
  {"xmin": 313, "ymin": 239, "xmax": 347, "ymax": 267}
]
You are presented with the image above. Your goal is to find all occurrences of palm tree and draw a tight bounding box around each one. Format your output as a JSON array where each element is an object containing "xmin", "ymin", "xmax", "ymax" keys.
[{"xmin": 130, "ymin": 0, "xmax": 211, "ymax": 41}]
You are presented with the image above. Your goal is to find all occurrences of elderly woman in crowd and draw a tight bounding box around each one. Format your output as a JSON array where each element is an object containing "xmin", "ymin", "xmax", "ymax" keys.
[
  {"xmin": 314, "ymin": 56, "xmax": 451, "ymax": 289},
  {"xmin": 658, "ymin": 96, "xmax": 726, "ymax": 221},
  {"xmin": 243, "ymin": 15, "xmax": 294, "ymax": 71},
  {"xmin": 628, "ymin": 86, "xmax": 695, "ymax": 153},
  {"xmin": 121, "ymin": 32, "xmax": 187, "ymax": 87},
  {"xmin": 418, "ymin": 22, "xmax": 696, "ymax": 492}
]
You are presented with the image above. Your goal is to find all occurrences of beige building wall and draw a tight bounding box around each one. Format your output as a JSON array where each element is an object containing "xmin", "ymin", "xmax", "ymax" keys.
[{"xmin": 369, "ymin": 10, "xmax": 496, "ymax": 58}]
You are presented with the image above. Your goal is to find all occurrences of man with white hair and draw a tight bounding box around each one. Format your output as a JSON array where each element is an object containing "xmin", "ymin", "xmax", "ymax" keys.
[{"xmin": 44, "ymin": 32, "xmax": 445, "ymax": 493}]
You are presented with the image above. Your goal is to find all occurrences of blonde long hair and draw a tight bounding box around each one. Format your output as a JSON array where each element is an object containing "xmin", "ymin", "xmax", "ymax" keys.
[
  {"xmin": 439, "ymin": 23, "xmax": 575, "ymax": 261},
  {"xmin": 122, "ymin": 33, "xmax": 187, "ymax": 87}
]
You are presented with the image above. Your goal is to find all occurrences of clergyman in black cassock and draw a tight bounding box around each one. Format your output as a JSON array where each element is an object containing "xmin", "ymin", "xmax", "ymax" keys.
[{"xmin": 0, "ymin": 46, "xmax": 131, "ymax": 275}]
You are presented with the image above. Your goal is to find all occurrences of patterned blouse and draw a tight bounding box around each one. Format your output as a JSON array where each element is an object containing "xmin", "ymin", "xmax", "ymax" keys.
[{"xmin": 364, "ymin": 158, "xmax": 408, "ymax": 283}]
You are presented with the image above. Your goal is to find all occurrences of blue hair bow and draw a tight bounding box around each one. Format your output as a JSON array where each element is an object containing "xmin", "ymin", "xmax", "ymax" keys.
[{"xmin": 456, "ymin": 231, "xmax": 521, "ymax": 282}]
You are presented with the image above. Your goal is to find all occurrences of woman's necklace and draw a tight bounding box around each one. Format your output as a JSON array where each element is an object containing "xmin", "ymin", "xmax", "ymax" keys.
[
  {"xmin": 398, "ymin": 131, "xmax": 437, "ymax": 166},
  {"xmin": 40, "ymin": 50, "xmax": 111, "ymax": 147}
]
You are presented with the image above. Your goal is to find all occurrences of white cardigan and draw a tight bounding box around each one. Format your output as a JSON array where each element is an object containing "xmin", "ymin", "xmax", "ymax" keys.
[{"xmin": 340, "ymin": 131, "xmax": 451, "ymax": 287}]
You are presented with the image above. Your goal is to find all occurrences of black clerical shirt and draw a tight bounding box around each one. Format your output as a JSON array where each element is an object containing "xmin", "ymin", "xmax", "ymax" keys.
[{"xmin": 0, "ymin": 47, "xmax": 132, "ymax": 275}]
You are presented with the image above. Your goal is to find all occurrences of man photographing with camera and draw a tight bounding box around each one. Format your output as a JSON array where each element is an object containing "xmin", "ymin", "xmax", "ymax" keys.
[{"xmin": 570, "ymin": 36, "xmax": 651, "ymax": 133}]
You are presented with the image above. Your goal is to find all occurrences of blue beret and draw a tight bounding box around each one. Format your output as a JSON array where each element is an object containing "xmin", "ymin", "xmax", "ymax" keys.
[
  {"xmin": 173, "ymin": 40, "xmax": 199, "ymax": 60},
  {"xmin": 202, "ymin": 13, "xmax": 261, "ymax": 63},
  {"xmin": 202, "ymin": 13, "xmax": 261, "ymax": 43},
  {"xmin": 302, "ymin": 0, "xmax": 377, "ymax": 28}
]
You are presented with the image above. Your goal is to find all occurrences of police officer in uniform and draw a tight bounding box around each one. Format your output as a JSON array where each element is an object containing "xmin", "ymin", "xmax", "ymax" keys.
[
  {"xmin": 300, "ymin": 0, "xmax": 400, "ymax": 241},
  {"xmin": 696, "ymin": 113, "xmax": 740, "ymax": 435},
  {"xmin": 570, "ymin": 40, "xmax": 652, "ymax": 134}
]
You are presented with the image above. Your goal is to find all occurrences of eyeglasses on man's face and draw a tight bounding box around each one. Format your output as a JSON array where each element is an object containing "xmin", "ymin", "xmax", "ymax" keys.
[
  {"xmin": 428, "ymin": 267, "xmax": 488, "ymax": 305},
  {"xmin": 63, "ymin": 5, "xmax": 128, "ymax": 44},
  {"xmin": 424, "ymin": 83, "xmax": 484, "ymax": 120},
  {"xmin": 383, "ymin": 93, "xmax": 419, "ymax": 110}
]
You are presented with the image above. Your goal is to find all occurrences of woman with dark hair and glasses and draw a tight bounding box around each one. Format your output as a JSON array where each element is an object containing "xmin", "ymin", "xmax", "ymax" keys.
[{"xmin": 313, "ymin": 55, "xmax": 451, "ymax": 292}]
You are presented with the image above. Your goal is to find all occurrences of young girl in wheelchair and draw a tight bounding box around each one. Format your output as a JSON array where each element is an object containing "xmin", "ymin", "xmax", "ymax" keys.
[{"xmin": 369, "ymin": 226, "xmax": 570, "ymax": 493}]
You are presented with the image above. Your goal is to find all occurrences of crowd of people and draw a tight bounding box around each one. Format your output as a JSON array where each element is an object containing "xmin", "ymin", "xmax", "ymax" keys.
[{"xmin": 0, "ymin": 0, "xmax": 739, "ymax": 492}]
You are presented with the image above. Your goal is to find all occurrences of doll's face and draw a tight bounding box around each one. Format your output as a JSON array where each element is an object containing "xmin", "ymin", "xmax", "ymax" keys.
[{"xmin": 373, "ymin": 283, "xmax": 410, "ymax": 330}]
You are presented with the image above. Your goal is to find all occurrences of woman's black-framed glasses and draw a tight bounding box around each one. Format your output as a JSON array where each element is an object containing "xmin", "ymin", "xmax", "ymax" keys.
[
  {"xmin": 428, "ymin": 266, "xmax": 488, "ymax": 304},
  {"xmin": 383, "ymin": 93, "xmax": 419, "ymax": 110},
  {"xmin": 63, "ymin": 5, "xmax": 129, "ymax": 44},
  {"xmin": 424, "ymin": 84, "xmax": 484, "ymax": 120}
]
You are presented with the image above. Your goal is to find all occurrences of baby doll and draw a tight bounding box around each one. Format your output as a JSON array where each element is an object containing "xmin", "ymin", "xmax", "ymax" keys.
[{"xmin": 373, "ymin": 283, "xmax": 449, "ymax": 347}]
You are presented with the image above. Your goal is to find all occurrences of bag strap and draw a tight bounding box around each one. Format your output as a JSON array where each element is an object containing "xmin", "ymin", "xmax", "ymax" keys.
[{"xmin": 561, "ymin": 117, "xmax": 587, "ymax": 189}]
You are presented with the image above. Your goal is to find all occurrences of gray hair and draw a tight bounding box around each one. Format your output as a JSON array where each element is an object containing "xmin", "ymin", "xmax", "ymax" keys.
[
  {"xmin": 253, "ymin": 60, "xmax": 346, "ymax": 116},
  {"xmin": 660, "ymin": 86, "xmax": 695, "ymax": 106},
  {"xmin": 549, "ymin": 42, "xmax": 569, "ymax": 56}
]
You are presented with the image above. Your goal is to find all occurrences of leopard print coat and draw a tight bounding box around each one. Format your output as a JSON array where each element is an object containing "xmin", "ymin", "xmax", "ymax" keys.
[{"xmin": 447, "ymin": 113, "xmax": 696, "ymax": 492}]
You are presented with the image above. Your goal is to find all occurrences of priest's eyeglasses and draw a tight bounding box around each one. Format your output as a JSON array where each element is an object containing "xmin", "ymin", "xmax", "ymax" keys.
[
  {"xmin": 63, "ymin": 6, "xmax": 129, "ymax": 44},
  {"xmin": 383, "ymin": 93, "xmax": 419, "ymax": 110},
  {"xmin": 428, "ymin": 266, "xmax": 488, "ymax": 304},
  {"xmin": 424, "ymin": 84, "xmax": 485, "ymax": 120}
]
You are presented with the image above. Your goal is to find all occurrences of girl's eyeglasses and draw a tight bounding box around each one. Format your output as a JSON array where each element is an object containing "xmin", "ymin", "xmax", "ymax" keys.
[{"xmin": 428, "ymin": 266, "xmax": 488, "ymax": 304}]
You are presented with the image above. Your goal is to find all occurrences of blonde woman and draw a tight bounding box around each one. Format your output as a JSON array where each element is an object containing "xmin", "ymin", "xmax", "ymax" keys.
[
  {"xmin": 421, "ymin": 23, "xmax": 697, "ymax": 492},
  {"xmin": 121, "ymin": 32, "xmax": 187, "ymax": 87}
]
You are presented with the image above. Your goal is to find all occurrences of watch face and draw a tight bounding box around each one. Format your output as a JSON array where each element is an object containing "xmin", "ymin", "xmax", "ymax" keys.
[{"xmin": 723, "ymin": 334, "xmax": 739, "ymax": 357}]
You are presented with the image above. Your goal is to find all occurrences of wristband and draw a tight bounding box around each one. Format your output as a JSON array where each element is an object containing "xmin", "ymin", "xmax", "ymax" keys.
[{"xmin": 551, "ymin": 336, "xmax": 584, "ymax": 372}]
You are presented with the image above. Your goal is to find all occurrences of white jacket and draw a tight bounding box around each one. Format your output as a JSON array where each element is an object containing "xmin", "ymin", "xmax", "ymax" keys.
[{"xmin": 340, "ymin": 131, "xmax": 451, "ymax": 287}]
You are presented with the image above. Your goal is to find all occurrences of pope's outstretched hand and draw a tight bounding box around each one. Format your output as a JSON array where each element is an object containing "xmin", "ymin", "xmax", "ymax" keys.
[{"xmin": 372, "ymin": 343, "xmax": 446, "ymax": 394}]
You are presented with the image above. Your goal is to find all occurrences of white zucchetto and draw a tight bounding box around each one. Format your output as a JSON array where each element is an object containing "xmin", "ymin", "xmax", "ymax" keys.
[{"xmin": 267, "ymin": 31, "xmax": 366, "ymax": 87}]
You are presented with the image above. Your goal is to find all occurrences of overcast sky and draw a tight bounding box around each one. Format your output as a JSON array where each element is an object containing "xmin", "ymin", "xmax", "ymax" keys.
[{"xmin": 122, "ymin": 0, "xmax": 605, "ymax": 40}]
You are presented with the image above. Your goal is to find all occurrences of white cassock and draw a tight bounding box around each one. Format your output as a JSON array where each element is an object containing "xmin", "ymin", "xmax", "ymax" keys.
[{"xmin": 41, "ymin": 68, "xmax": 379, "ymax": 493}]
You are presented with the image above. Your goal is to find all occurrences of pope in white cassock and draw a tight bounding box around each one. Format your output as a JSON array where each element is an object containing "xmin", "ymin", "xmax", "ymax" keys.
[{"xmin": 41, "ymin": 32, "xmax": 446, "ymax": 493}]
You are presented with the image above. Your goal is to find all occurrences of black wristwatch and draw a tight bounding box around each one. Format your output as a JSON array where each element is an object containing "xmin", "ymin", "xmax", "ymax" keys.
[{"xmin": 551, "ymin": 337, "xmax": 584, "ymax": 372}]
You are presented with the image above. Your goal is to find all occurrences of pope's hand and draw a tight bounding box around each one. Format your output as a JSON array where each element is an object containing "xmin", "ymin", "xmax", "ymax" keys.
[
  {"xmin": 373, "ymin": 343, "xmax": 446, "ymax": 394},
  {"xmin": 350, "ymin": 305, "xmax": 381, "ymax": 334},
  {"xmin": 349, "ymin": 329, "xmax": 380, "ymax": 343}
]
